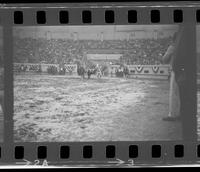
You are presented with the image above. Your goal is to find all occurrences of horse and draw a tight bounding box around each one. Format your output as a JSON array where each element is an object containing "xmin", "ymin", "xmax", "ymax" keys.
[
  {"xmin": 47, "ymin": 65, "xmax": 58, "ymax": 75},
  {"xmin": 96, "ymin": 66, "xmax": 103, "ymax": 79},
  {"xmin": 59, "ymin": 67, "xmax": 66, "ymax": 75},
  {"xmin": 87, "ymin": 68, "xmax": 97, "ymax": 79},
  {"xmin": 19, "ymin": 64, "xmax": 27, "ymax": 73},
  {"xmin": 123, "ymin": 66, "xmax": 129, "ymax": 78},
  {"xmin": 77, "ymin": 66, "xmax": 86, "ymax": 79},
  {"xmin": 77, "ymin": 63, "xmax": 103, "ymax": 80},
  {"xmin": 115, "ymin": 66, "xmax": 124, "ymax": 77}
]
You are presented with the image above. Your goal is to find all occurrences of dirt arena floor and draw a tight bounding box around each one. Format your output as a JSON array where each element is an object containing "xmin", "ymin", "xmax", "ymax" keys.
[{"xmin": 14, "ymin": 74, "xmax": 182, "ymax": 142}]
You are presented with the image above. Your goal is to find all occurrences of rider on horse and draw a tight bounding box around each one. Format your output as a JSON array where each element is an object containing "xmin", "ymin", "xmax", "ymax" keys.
[
  {"xmin": 96, "ymin": 64, "xmax": 102, "ymax": 78},
  {"xmin": 123, "ymin": 65, "xmax": 129, "ymax": 78}
]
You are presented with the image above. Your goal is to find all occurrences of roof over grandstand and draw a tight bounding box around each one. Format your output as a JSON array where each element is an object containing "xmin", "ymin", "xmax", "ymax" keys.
[{"xmin": 13, "ymin": 25, "xmax": 178, "ymax": 40}]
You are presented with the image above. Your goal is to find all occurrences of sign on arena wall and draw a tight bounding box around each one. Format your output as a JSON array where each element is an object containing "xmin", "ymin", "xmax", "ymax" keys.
[
  {"xmin": 13, "ymin": 63, "xmax": 78, "ymax": 74},
  {"xmin": 107, "ymin": 64, "xmax": 170, "ymax": 79},
  {"xmin": 40, "ymin": 63, "xmax": 58, "ymax": 72},
  {"xmin": 64, "ymin": 64, "xmax": 77, "ymax": 73},
  {"xmin": 127, "ymin": 65, "xmax": 170, "ymax": 79},
  {"xmin": 87, "ymin": 54, "xmax": 122, "ymax": 61}
]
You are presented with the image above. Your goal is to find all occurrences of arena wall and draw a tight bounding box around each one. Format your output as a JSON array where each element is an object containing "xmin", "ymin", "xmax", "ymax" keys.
[
  {"xmin": 109, "ymin": 64, "xmax": 170, "ymax": 80},
  {"xmin": 14, "ymin": 63, "xmax": 170, "ymax": 80},
  {"xmin": 128, "ymin": 65, "xmax": 170, "ymax": 80},
  {"xmin": 14, "ymin": 63, "xmax": 77, "ymax": 74}
]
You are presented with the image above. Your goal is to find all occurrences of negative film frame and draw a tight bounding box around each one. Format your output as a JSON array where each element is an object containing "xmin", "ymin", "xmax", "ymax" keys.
[{"xmin": 0, "ymin": 1, "xmax": 199, "ymax": 167}]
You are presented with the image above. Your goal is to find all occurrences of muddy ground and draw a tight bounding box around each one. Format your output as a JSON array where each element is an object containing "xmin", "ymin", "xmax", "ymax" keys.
[{"xmin": 14, "ymin": 74, "xmax": 182, "ymax": 142}]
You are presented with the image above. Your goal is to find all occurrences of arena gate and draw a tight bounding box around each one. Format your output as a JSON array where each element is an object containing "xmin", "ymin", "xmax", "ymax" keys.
[
  {"xmin": 109, "ymin": 64, "xmax": 170, "ymax": 80},
  {"xmin": 13, "ymin": 63, "xmax": 78, "ymax": 75}
]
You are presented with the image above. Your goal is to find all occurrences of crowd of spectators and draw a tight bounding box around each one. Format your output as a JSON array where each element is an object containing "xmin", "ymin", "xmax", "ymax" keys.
[{"xmin": 13, "ymin": 37, "xmax": 172, "ymax": 65}]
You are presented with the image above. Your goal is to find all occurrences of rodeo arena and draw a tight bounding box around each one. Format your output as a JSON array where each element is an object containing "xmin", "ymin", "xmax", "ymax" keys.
[{"xmin": 13, "ymin": 26, "xmax": 183, "ymax": 142}]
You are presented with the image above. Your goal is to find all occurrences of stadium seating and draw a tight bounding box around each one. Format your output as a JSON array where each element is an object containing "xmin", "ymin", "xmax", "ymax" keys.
[{"xmin": 13, "ymin": 37, "xmax": 172, "ymax": 65}]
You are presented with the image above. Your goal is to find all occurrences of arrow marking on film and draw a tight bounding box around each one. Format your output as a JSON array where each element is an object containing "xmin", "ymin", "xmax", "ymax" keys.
[
  {"xmin": 48, "ymin": 158, "xmax": 125, "ymax": 165},
  {"xmin": 108, "ymin": 158, "xmax": 125, "ymax": 165},
  {"xmin": 48, "ymin": 160, "xmax": 110, "ymax": 164},
  {"xmin": 15, "ymin": 158, "xmax": 126, "ymax": 166},
  {"xmin": 16, "ymin": 159, "xmax": 32, "ymax": 165}
]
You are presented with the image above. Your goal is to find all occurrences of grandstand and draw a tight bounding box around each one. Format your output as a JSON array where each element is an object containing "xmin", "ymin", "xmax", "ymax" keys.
[
  {"xmin": 12, "ymin": 26, "xmax": 176, "ymax": 80},
  {"xmin": 13, "ymin": 37, "xmax": 172, "ymax": 65},
  {"xmin": 13, "ymin": 25, "xmax": 176, "ymax": 66}
]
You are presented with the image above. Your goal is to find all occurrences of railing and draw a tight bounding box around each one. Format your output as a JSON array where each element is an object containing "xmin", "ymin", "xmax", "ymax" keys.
[{"xmin": 109, "ymin": 64, "xmax": 170, "ymax": 79}]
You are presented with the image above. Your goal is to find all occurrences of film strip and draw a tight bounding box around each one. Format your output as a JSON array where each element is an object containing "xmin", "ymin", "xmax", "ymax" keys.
[{"xmin": 0, "ymin": 2, "xmax": 200, "ymax": 167}]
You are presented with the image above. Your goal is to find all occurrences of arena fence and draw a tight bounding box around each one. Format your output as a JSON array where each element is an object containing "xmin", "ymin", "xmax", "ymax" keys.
[
  {"xmin": 13, "ymin": 63, "xmax": 78, "ymax": 74},
  {"xmin": 13, "ymin": 63, "xmax": 170, "ymax": 79},
  {"xmin": 109, "ymin": 64, "xmax": 170, "ymax": 80}
]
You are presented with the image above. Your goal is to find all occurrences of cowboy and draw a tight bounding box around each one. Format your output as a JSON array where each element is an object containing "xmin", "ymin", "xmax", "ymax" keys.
[
  {"xmin": 118, "ymin": 65, "xmax": 124, "ymax": 77},
  {"xmin": 0, "ymin": 63, "xmax": 4, "ymax": 115},
  {"xmin": 123, "ymin": 65, "xmax": 129, "ymax": 78},
  {"xmin": 162, "ymin": 28, "xmax": 183, "ymax": 121},
  {"xmin": 77, "ymin": 64, "xmax": 85, "ymax": 79},
  {"xmin": 96, "ymin": 64, "xmax": 102, "ymax": 78}
]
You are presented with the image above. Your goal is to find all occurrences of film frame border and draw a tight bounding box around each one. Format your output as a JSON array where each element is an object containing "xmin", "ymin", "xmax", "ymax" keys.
[{"xmin": 0, "ymin": 2, "xmax": 199, "ymax": 166}]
